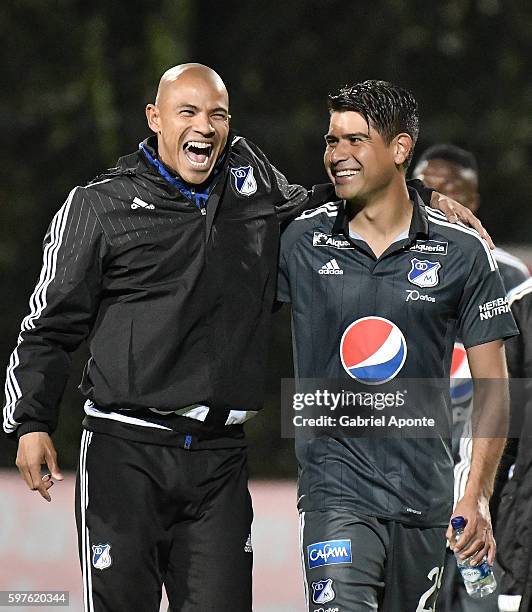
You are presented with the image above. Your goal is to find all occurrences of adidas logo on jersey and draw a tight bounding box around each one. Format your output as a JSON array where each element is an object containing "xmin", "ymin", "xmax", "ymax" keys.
[
  {"xmin": 131, "ymin": 197, "xmax": 155, "ymax": 210},
  {"xmin": 319, "ymin": 259, "xmax": 344, "ymax": 275}
]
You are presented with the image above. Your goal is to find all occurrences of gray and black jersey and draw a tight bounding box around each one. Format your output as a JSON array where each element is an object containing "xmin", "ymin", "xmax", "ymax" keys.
[{"xmin": 277, "ymin": 191, "xmax": 518, "ymax": 527}]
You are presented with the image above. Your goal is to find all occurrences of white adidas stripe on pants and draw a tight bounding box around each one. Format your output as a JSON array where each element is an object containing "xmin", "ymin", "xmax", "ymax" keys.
[
  {"xmin": 79, "ymin": 430, "xmax": 94, "ymax": 612},
  {"xmin": 299, "ymin": 511, "xmax": 309, "ymax": 609}
]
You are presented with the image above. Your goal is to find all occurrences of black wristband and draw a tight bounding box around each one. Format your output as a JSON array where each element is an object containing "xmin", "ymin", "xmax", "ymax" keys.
[{"xmin": 16, "ymin": 421, "xmax": 50, "ymax": 439}]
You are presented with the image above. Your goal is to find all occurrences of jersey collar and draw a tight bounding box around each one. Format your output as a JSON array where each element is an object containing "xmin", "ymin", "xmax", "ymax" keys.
[
  {"xmin": 407, "ymin": 189, "xmax": 430, "ymax": 241},
  {"xmin": 331, "ymin": 187, "xmax": 430, "ymax": 245}
]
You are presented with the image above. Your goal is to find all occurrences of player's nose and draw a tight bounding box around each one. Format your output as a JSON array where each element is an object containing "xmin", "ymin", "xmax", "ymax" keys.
[
  {"xmin": 330, "ymin": 141, "xmax": 350, "ymax": 164},
  {"xmin": 192, "ymin": 112, "xmax": 215, "ymax": 137}
]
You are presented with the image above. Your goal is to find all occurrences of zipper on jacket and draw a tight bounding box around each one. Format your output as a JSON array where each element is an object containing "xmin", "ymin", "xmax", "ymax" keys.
[
  {"xmin": 184, "ymin": 434, "xmax": 193, "ymax": 450},
  {"xmin": 190, "ymin": 188, "xmax": 207, "ymax": 215}
]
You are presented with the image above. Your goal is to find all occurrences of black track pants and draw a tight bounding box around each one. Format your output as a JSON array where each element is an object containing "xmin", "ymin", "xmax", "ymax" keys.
[{"xmin": 75, "ymin": 429, "xmax": 253, "ymax": 611}]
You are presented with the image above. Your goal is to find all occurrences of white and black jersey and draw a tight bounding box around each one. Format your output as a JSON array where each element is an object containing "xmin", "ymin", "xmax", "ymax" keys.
[
  {"xmin": 277, "ymin": 191, "xmax": 518, "ymax": 527},
  {"xmin": 3, "ymin": 135, "xmax": 334, "ymax": 444}
]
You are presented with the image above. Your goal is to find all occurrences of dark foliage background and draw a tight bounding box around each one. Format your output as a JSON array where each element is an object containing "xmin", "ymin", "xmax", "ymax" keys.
[{"xmin": 1, "ymin": 0, "xmax": 531, "ymax": 476}]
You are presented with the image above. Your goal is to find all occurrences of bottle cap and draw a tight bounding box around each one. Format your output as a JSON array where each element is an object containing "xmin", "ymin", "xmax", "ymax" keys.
[{"xmin": 451, "ymin": 516, "xmax": 466, "ymax": 529}]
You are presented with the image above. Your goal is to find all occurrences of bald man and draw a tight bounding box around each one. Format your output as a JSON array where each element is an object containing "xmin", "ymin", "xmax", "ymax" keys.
[{"xmin": 4, "ymin": 65, "xmax": 486, "ymax": 611}]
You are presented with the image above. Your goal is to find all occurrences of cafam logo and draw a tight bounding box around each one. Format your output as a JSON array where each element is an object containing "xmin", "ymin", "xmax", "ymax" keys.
[{"xmin": 307, "ymin": 539, "xmax": 352, "ymax": 569}]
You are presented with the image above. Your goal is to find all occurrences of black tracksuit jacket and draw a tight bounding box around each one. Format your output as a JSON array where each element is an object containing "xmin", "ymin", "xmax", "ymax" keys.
[{"xmin": 3, "ymin": 135, "xmax": 334, "ymax": 441}]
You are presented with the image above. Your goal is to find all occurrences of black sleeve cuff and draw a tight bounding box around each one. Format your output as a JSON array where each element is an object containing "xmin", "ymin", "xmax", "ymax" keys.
[
  {"xmin": 16, "ymin": 421, "xmax": 51, "ymax": 439},
  {"xmin": 407, "ymin": 178, "xmax": 434, "ymax": 207}
]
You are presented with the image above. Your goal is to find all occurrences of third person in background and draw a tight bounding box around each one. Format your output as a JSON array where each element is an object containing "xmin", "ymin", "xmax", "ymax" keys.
[
  {"xmin": 412, "ymin": 144, "xmax": 530, "ymax": 612},
  {"xmin": 413, "ymin": 144, "xmax": 529, "ymax": 292}
]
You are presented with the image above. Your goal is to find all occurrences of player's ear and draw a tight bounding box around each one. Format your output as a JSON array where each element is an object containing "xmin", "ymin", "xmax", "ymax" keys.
[
  {"xmin": 146, "ymin": 104, "xmax": 161, "ymax": 134},
  {"xmin": 393, "ymin": 133, "xmax": 413, "ymax": 167}
]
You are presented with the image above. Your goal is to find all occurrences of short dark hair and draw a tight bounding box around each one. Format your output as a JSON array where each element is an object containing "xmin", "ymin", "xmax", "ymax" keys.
[
  {"xmin": 327, "ymin": 80, "xmax": 419, "ymax": 167},
  {"xmin": 414, "ymin": 143, "xmax": 478, "ymax": 176}
]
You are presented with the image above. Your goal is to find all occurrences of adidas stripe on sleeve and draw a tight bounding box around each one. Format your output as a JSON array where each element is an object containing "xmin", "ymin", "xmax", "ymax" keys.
[{"xmin": 3, "ymin": 187, "xmax": 108, "ymax": 437}]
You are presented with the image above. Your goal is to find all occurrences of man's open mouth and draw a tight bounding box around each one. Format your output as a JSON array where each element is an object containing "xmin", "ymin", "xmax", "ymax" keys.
[{"xmin": 183, "ymin": 141, "xmax": 214, "ymax": 168}]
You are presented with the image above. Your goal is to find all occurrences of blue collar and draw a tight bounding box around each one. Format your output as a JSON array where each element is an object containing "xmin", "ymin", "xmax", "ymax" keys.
[{"xmin": 139, "ymin": 142, "xmax": 215, "ymax": 209}]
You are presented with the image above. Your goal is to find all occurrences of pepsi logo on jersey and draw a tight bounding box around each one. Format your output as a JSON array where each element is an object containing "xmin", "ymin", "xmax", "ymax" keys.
[{"xmin": 340, "ymin": 317, "xmax": 407, "ymax": 384}]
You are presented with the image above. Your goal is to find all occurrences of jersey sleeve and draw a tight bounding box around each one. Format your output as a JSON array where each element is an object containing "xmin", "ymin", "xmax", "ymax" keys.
[
  {"xmin": 277, "ymin": 235, "xmax": 291, "ymax": 304},
  {"xmin": 457, "ymin": 245, "xmax": 519, "ymax": 349},
  {"xmin": 3, "ymin": 187, "xmax": 108, "ymax": 438}
]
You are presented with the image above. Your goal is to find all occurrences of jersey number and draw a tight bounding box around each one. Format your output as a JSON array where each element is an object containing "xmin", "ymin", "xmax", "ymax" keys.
[{"xmin": 416, "ymin": 566, "xmax": 444, "ymax": 612}]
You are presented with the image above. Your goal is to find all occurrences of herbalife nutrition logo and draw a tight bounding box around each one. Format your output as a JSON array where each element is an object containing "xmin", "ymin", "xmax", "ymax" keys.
[{"xmin": 319, "ymin": 259, "xmax": 344, "ymax": 275}]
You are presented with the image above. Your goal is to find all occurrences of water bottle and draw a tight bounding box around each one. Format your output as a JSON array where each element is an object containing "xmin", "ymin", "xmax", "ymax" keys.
[{"xmin": 451, "ymin": 516, "xmax": 497, "ymax": 598}]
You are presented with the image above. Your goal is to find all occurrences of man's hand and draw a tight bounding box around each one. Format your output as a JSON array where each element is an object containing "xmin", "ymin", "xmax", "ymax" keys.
[
  {"xmin": 447, "ymin": 494, "xmax": 496, "ymax": 566},
  {"xmin": 430, "ymin": 191, "xmax": 495, "ymax": 249},
  {"xmin": 16, "ymin": 432, "xmax": 63, "ymax": 502}
]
